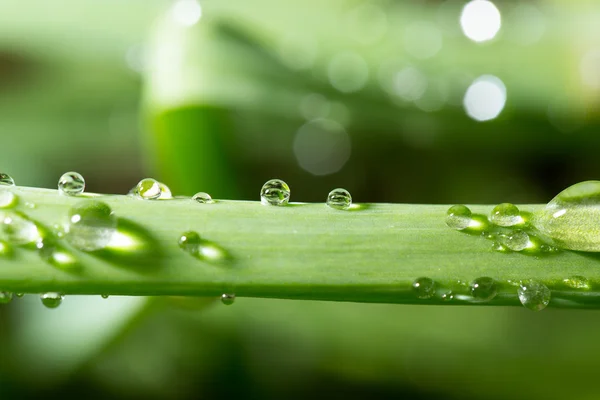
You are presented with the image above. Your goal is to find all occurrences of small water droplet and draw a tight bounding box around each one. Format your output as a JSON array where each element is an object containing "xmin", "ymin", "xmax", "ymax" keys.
[
  {"xmin": 518, "ymin": 280, "xmax": 551, "ymax": 311},
  {"xmin": 441, "ymin": 290, "xmax": 454, "ymax": 301},
  {"xmin": 15, "ymin": 293, "xmax": 24, "ymax": 298},
  {"xmin": 133, "ymin": 178, "xmax": 162, "ymax": 200},
  {"xmin": 58, "ymin": 171, "xmax": 85, "ymax": 196},
  {"xmin": 178, "ymin": 231, "xmax": 201, "ymax": 253},
  {"xmin": 532, "ymin": 181, "xmax": 600, "ymax": 252},
  {"xmin": 489, "ymin": 203, "xmax": 521, "ymax": 227},
  {"xmin": 500, "ymin": 230, "xmax": 530, "ymax": 251},
  {"xmin": 101, "ymin": 294, "xmax": 109, "ymax": 299},
  {"xmin": 221, "ymin": 293, "xmax": 235, "ymax": 305},
  {"xmin": 178, "ymin": 231, "xmax": 229, "ymax": 262},
  {"xmin": 326, "ymin": 188, "xmax": 352, "ymax": 210},
  {"xmin": 0, "ymin": 173, "xmax": 15, "ymax": 186},
  {"xmin": 24, "ymin": 202, "xmax": 35, "ymax": 209},
  {"xmin": 470, "ymin": 277, "xmax": 498, "ymax": 301},
  {"xmin": 446, "ymin": 205, "xmax": 472, "ymax": 230},
  {"xmin": 192, "ymin": 192, "xmax": 214, "ymax": 204},
  {"xmin": 540, "ymin": 244, "xmax": 559, "ymax": 253},
  {"xmin": 412, "ymin": 277, "xmax": 436, "ymax": 299},
  {"xmin": 260, "ymin": 179, "xmax": 290, "ymax": 206},
  {"xmin": 491, "ymin": 241, "xmax": 508, "ymax": 252},
  {"xmin": 2, "ymin": 212, "xmax": 40, "ymax": 245},
  {"xmin": 563, "ymin": 276, "xmax": 590, "ymax": 290},
  {"xmin": 0, "ymin": 191, "xmax": 18, "ymax": 209},
  {"xmin": 0, "ymin": 291, "xmax": 13, "ymax": 304},
  {"xmin": 0, "ymin": 240, "xmax": 12, "ymax": 257},
  {"xmin": 66, "ymin": 201, "xmax": 117, "ymax": 251},
  {"xmin": 40, "ymin": 292, "xmax": 63, "ymax": 309}
]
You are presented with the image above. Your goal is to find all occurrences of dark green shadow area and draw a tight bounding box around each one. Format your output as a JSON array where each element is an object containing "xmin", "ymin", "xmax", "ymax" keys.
[{"xmin": 93, "ymin": 218, "xmax": 165, "ymax": 272}]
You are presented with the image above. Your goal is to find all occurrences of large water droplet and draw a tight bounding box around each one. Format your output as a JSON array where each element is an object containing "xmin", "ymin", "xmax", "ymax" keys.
[
  {"xmin": 563, "ymin": 275, "xmax": 590, "ymax": 290},
  {"xmin": 58, "ymin": 172, "xmax": 85, "ymax": 196},
  {"xmin": 40, "ymin": 292, "xmax": 63, "ymax": 309},
  {"xmin": 470, "ymin": 277, "xmax": 498, "ymax": 301},
  {"xmin": 66, "ymin": 201, "xmax": 117, "ymax": 251},
  {"xmin": 326, "ymin": 188, "xmax": 352, "ymax": 210},
  {"xmin": 412, "ymin": 277, "xmax": 435, "ymax": 299},
  {"xmin": 518, "ymin": 280, "xmax": 551, "ymax": 311},
  {"xmin": 445, "ymin": 205, "xmax": 472, "ymax": 230},
  {"xmin": 532, "ymin": 181, "xmax": 600, "ymax": 251},
  {"xmin": 221, "ymin": 293, "xmax": 235, "ymax": 305},
  {"xmin": 0, "ymin": 173, "xmax": 15, "ymax": 186},
  {"xmin": 0, "ymin": 191, "xmax": 18, "ymax": 209},
  {"xmin": 2, "ymin": 212, "xmax": 40, "ymax": 245},
  {"xmin": 489, "ymin": 203, "xmax": 521, "ymax": 227},
  {"xmin": 192, "ymin": 192, "xmax": 214, "ymax": 204},
  {"xmin": 260, "ymin": 179, "xmax": 290, "ymax": 206},
  {"xmin": 0, "ymin": 291, "xmax": 13, "ymax": 304},
  {"xmin": 133, "ymin": 178, "xmax": 161, "ymax": 200}
]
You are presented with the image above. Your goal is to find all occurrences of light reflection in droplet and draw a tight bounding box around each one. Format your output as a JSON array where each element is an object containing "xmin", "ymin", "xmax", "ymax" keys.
[
  {"xmin": 404, "ymin": 21, "xmax": 443, "ymax": 60},
  {"xmin": 580, "ymin": 48, "xmax": 600, "ymax": 90},
  {"xmin": 327, "ymin": 52, "xmax": 369, "ymax": 93},
  {"xmin": 460, "ymin": 0, "xmax": 501, "ymax": 43},
  {"xmin": 463, "ymin": 75, "xmax": 506, "ymax": 121},
  {"xmin": 172, "ymin": 0, "xmax": 202, "ymax": 27},
  {"xmin": 293, "ymin": 119, "xmax": 351, "ymax": 176},
  {"xmin": 393, "ymin": 67, "xmax": 428, "ymax": 101}
]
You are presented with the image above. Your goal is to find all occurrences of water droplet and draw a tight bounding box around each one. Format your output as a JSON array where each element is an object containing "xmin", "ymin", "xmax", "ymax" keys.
[
  {"xmin": 2, "ymin": 212, "xmax": 40, "ymax": 245},
  {"xmin": 40, "ymin": 292, "xmax": 63, "ymax": 309},
  {"xmin": 24, "ymin": 202, "xmax": 35, "ymax": 209},
  {"xmin": 489, "ymin": 203, "xmax": 521, "ymax": 227},
  {"xmin": 492, "ymin": 241, "xmax": 508, "ymax": 252},
  {"xmin": 0, "ymin": 292, "xmax": 13, "ymax": 304},
  {"xmin": 221, "ymin": 293, "xmax": 235, "ymax": 305},
  {"xmin": 0, "ymin": 173, "xmax": 15, "ymax": 186},
  {"xmin": 58, "ymin": 171, "xmax": 85, "ymax": 196},
  {"xmin": 532, "ymin": 181, "xmax": 600, "ymax": 252},
  {"xmin": 563, "ymin": 276, "xmax": 590, "ymax": 290},
  {"xmin": 66, "ymin": 201, "xmax": 117, "ymax": 251},
  {"xmin": 158, "ymin": 182, "xmax": 172, "ymax": 199},
  {"xmin": 133, "ymin": 178, "xmax": 161, "ymax": 200},
  {"xmin": 178, "ymin": 231, "xmax": 201, "ymax": 253},
  {"xmin": 0, "ymin": 191, "xmax": 18, "ymax": 209},
  {"xmin": 15, "ymin": 293, "xmax": 24, "ymax": 298},
  {"xmin": 441, "ymin": 290, "xmax": 454, "ymax": 301},
  {"xmin": 192, "ymin": 192, "xmax": 214, "ymax": 204},
  {"xmin": 0, "ymin": 240, "xmax": 12, "ymax": 257},
  {"xmin": 518, "ymin": 280, "xmax": 551, "ymax": 311},
  {"xmin": 470, "ymin": 277, "xmax": 498, "ymax": 301},
  {"xmin": 412, "ymin": 277, "xmax": 436, "ymax": 299},
  {"xmin": 260, "ymin": 179, "xmax": 290, "ymax": 206},
  {"xmin": 500, "ymin": 230, "xmax": 530, "ymax": 251},
  {"xmin": 445, "ymin": 205, "xmax": 472, "ymax": 230},
  {"xmin": 326, "ymin": 188, "xmax": 352, "ymax": 210},
  {"xmin": 101, "ymin": 294, "xmax": 109, "ymax": 299}
]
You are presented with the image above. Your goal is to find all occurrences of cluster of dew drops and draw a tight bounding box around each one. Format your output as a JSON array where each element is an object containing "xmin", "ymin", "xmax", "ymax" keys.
[{"xmin": 0, "ymin": 172, "xmax": 352, "ymax": 309}]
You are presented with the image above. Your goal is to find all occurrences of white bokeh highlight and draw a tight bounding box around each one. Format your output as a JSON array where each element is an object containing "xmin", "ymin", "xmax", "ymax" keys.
[
  {"xmin": 463, "ymin": 75, "xmax": 507, "ymax": 121},
  {"xmin": 460, "ymin": 0, "xmax": 501, "ymax": 43}
]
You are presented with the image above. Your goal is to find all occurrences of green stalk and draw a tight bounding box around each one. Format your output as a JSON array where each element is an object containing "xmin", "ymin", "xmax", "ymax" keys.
[{"xmin": 0, "ymin": 186, "xmax": 599, "ymax": 309}]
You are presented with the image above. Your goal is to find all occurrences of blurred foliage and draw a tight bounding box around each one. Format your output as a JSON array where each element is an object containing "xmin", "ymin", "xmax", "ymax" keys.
[{"xmin": 2, "ymin": 0, "xmax": 600, "ymax": 399}]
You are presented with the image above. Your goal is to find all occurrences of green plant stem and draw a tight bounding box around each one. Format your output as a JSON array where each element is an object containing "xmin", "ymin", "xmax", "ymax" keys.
[{"xmin": 1, "ymin": 186, "xmax": 600, "ymax": 309}]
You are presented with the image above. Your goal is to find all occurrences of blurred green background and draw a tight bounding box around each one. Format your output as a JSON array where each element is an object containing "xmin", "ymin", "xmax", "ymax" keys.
[{"xmin": 2, "ymin": 0, "xmax": 600, "ymax": 398}]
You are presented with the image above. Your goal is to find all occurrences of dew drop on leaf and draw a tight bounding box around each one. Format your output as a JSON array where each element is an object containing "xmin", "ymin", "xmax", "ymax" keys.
[
  {"xmin": 470, "ymin": 277, "xmax": 497, "ymax": 301},
  {"xmin": 66, "ymin": 201, "xmax": 117, "ymax": 251},
  {"xmin": 221, "ymin": 293, "xmax": 235, "ymax": 305},
  {"xmin": 445, "ymin": 205, "xmax": 472, "ymax": 230},
  {"xmin": 326, "ymin": 188, "xmax": 352, "ymax": 210},
  {"xmin": 518, "ymin": 280, "xmax": 551, "ymax": 311},
  {"xmin": 0, "ymin": 173, "xmax": 15, "ymax": 186},
  {"xmin": 412, "ymin": 277, "xmax": 436, "ymax": 299},
  {"xmin": 563, "ymin": 276, "xmax": 590, "ymax": 290},
  {"xmin": 489, "ymin": 203, "xmax": 521, "ymax": 227},
  {"xmin": 532, "ymin": 181, "xmax": 600, "ymax": 252},
  {"xmin": 192, "ymin": 192, "xmax": 214, "ymax": 204},
  {"xmin": 500, "ymin": 230, "xmax": 530, "ymax": 251},
  {"xmin": 132, "ymin": 178, "xmax": 162, "ymax": 200},
  {"xmin": 2, "ymin": 212, "xmax": 40, "ymax": 245},
  {"xmin": 40, "ymin": 292, "xmax": 63, "ymax": 309},
  {"xmin": 260, "ymin": 179, "xmax": 290, "ymax": 206},
  {"xmin": 58, "ymin": 171, "xmax": 85, "ymax": 196}
]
